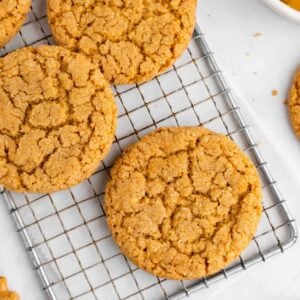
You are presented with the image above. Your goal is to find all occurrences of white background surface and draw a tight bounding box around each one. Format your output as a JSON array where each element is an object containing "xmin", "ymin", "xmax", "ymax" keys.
[{"xmin": 0, "ymin": 0, "xmax": 300, "ymax": 299}]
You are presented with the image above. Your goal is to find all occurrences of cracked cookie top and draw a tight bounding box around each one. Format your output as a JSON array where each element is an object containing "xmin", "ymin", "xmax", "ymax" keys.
[
  {"xmin": 0, "ymin": 46, "xmax": 117, "ymax": 193},
  {"xmin": 288, "ymin": 70, "xmax": 300, "ymax": 138},
  {"xmin": 47, "ymin": 0, "xmax": 197, "ymax": 84},
  {"xmin": 0, "ymin": 0, "xmax": 31, "ymax": 48},
  {"xmin": 105, "ymin": 127, "xmax": 262, "ymax": 279}
]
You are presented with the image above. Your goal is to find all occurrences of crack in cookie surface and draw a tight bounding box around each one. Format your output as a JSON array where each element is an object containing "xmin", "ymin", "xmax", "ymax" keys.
[
  {"xmin": 0, "ymin": 46, "xmax": 117, "ymax": 193},
  {"xmin": 0, "ymin": 0, "xmax": 31, "ymax": 48},
  {"xmin": 288, "ymin": 70, "xmax": 300, "ymax": 138},
  {"xmin": 105, "ymin": 127, "xmax": 262, "ymax": 279},
  {"xmin": 47, "ymin": 0, "xmax": 197, "ymax": 84}
]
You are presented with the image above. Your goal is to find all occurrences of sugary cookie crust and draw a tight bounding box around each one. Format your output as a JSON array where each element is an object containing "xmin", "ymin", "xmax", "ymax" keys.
[
  {"xmin": 0, "ymin": 0, "xmax": 31, "ymax": 48},
  {"xmin": 47, "ymin": 0, "xmax": 197, "ymax": 84},
  {"xmin": 288, "ymin": 70, "xmax": 300, "ymax": 138},
  {"xmin": 105, "ymin": 127, "xmax": 262, "ymax": 280},
  {"xmin": 0, "ymin": 46, "xmax": 117, "ymax": 193}
]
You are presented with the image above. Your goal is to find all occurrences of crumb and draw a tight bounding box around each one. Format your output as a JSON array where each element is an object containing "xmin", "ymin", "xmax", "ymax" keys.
[
  {"xmin": 253, "ymin": 32, "xmax": 262, "ymax": 37},
  {"xmin": 272, "ymin": 90, "xmax": 278, "ymax": 96},
  {"xmin": 284, "ymin": 99, "xmax": 288, "ymax": 105}
]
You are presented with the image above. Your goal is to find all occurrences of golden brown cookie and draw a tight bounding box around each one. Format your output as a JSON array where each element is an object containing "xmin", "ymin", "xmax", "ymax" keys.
[
  {"xmin": 0, "ymin": 46, "xmax": 117, "ymax": 193},
  {"xmin": 0, "ymin": 277, "xmax": 19, "ymax": 300},
  {"xmin": 288, "ymin": 69, "xmax": 300, "ymax": 138},
  {"xmin": 0, "ymin": 0, "xmax": 31, "ymax": 48},
  {"xmin": 105, "ymin": 127, "xmax": 262, "ymax": 280},
  {"xmin": 47, "ymin": 0, "xmax": 197, "ymax": 85}
]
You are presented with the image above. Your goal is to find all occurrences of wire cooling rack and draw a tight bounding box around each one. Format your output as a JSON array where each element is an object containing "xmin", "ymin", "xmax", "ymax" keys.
[{"xmin": 0, "ymin": 1, "xmax": 298, "ymax": 299}]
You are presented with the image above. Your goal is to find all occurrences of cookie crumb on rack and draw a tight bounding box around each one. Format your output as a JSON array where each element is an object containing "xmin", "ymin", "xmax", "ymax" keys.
[{"xmin": 272, "ymin": 90, "xmax": 278, "ymax": 96}]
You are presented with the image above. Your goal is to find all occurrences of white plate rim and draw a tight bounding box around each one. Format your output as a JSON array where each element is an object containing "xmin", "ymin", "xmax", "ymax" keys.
[{"xmin": 261, "ymin": 0, "xmax": 300, "ymax": 24}]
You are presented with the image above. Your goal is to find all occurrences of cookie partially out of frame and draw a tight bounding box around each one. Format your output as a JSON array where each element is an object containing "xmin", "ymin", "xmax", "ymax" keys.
[
  {"xmin": 105, "ymin": 127, "xmax": 262, "ymax": 280},
  {"xmin": 0, "ymin": 46, "xmax": 117, "ymax": 193},
  {"xmin": 0, "ymin": 0, "xmax": 31, "ymax": 48},
  {"xmin": 0, "ymin": 277, "xmax": 19, "ymax": 300},
  {"xmin": 288, "ymin": 69, "xmax": 300, "ymax": 138},
  {"xmin": 47, "ymin": 0, "xmax": 197, "ymax": 84}
]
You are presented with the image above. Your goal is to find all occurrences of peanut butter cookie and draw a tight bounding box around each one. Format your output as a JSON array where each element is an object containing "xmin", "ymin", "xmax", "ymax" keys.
[
  {"xmin": 0, "ymin": 277, "xmax": 19, "ymax": 300},
  {"xmin": 288, "ymin": 69, "xmax": 300, "ymax": 138},
  {"xmin": 105, "ymin": 127, "xmax": 262, "ymax": 280},
  {"xmin": 47, "ymin": 0, "xmax": 197, "ymax": 85},
  {"xmin": 0, "ymin": 0, "xmax": 31, "ymax": 48},
  {"xmin": 0, "ymin": 46, "xmax": 117, "ymax": 193}
]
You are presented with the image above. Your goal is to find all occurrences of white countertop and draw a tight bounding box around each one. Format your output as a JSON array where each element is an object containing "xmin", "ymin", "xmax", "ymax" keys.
[{"xmin": 1, "ymin": 0, "xmax": 300, "ymax": 299}]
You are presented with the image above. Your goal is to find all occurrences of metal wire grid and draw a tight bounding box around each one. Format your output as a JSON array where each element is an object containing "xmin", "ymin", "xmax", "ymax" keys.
[{"xmin": 0, "ymin": 1, "xmax": 298, "ymax": 299}]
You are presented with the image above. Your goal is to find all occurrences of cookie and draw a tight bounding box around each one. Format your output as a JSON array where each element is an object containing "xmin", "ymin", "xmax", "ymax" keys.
[
  {"xmin": 47, "ymin": 0, "xmax": 197, "ymax": 85},
  {"xmin": 0, "ymin": 277, "xmax": 19, "ymax": 300},
  {"xmin": 105, "ymin": 127, "xmax": 262, "ymax": 280},
  {"xmin": 0, "ymin": 0, "xmax": 31, "ymax": 48},
  {"xmin": 0, "ymin": 46, "xmax": 117, "ymax": 193},
  {"xmin": 288, "ymin": 69, "xmax": 300, "ymax": 138}
]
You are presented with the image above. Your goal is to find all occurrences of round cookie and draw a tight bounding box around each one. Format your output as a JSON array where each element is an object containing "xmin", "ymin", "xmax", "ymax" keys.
[
  {"xmin": 0, "ymin": 46, "xmax": 117, "ymax": 193},
  {"xmin": 47, "ymin": 0, "xmax": 197, "ymax": 85},
  {"xmin": 288, "ymin": 70, "xmax": 300, "ymax": 138},
  {"xmin": 0, "ymin": 0, "xmax": 31, "ymax": 48},
  {"xmin": 105, "ymin": 127, "xmax": 262, "ymax": 280}
]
